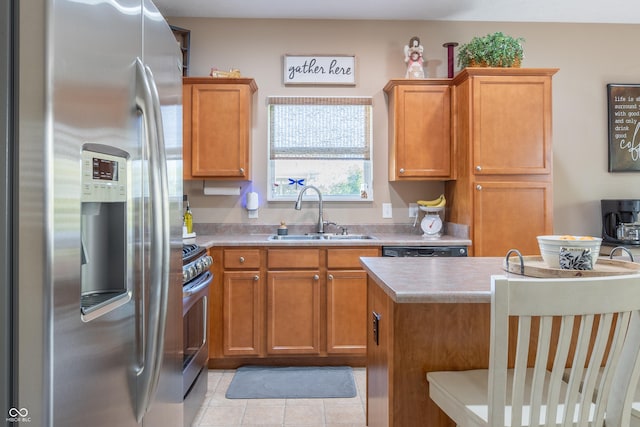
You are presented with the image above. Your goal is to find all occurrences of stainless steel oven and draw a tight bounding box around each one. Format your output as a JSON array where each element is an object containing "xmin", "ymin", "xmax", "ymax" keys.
[{"xmin": 182, "ymin": 244, "xmax": 213, "ymax": 426}]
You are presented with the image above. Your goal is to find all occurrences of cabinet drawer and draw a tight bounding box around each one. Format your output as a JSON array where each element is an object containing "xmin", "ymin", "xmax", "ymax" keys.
[
  {"xmin": 327, "ymin": 248, "xmax": 380, "ymax": 269},
  {"xmin": 224, "ymin": 249, "xmax": 261, "ymax": 269},
  {"xmin": 268, "ymin": 249, "xmax": 320, "ymax": 269}
]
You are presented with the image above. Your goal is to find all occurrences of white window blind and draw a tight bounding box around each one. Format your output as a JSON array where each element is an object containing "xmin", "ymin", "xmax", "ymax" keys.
[{"xmin": 268, "ymin": 96, "xmax": 372, "ymax": 160}]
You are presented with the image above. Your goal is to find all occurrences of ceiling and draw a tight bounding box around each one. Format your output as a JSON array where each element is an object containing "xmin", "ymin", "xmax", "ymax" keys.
[{"xmin": 154, "ymin": 0, "xmax": 640, "ymax": 24}]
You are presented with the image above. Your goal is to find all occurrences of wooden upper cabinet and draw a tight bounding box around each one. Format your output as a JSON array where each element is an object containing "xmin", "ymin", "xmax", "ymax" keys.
[
  {"xmin": 384, "ymin": 79, "xmax": 452, "ymax": 180},
  {"xmin": 465, "ymin": 71, "xmax": 554, "ymax": 175},
  {"xmin": 183, "ymin": 77, "xmax": 257, "ymax": 180}
]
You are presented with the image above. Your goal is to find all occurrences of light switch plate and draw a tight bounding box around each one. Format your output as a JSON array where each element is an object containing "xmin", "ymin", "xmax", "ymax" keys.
[{"xmin": 382, "ymin": 203, "xmax": 392, "ymax": 218}]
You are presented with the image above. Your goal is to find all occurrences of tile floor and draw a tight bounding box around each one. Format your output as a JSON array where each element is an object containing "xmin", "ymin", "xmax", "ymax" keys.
[{"xmin": 193, "ymin": 368, "xmax": 367, "ymax": 426}]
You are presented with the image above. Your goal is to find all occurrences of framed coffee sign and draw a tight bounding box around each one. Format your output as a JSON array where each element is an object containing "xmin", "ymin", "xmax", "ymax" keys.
[
  {"xmin": 283, "ymin": 55, "xmax": 356, "ymax": 85},
  {"xmin": 607, "ymin": 83, "xmax": 640, "ymax": 172}
]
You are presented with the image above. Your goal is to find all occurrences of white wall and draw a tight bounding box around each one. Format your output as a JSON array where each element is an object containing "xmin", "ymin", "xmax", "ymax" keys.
[{"xmin": 169, "ymin": 17, "xmax": 640, "ymax": 236}]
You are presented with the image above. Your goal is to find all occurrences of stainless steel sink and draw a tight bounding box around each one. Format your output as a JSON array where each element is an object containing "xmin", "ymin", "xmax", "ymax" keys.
[
  {"xmin": 321, "ymin": 234, "xmax": 377, "ymax": 240},
  {"xmin": 267, "ymin": 234, "xmax": 377, "ymax": 241}
]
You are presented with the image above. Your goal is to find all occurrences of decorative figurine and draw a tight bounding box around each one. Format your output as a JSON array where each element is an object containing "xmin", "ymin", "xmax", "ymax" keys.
[{"xmin": 404, "ymin": 36, "xmax": 425, "ymax": 79}]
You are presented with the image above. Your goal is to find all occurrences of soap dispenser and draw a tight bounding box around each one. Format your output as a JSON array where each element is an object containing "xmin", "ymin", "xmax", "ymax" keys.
[{"xmin": 277, "ymin": 221, "xmax": 288, "ymax": 236}]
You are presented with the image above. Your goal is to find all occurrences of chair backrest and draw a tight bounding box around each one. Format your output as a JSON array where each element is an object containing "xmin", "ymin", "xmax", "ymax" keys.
[{"xmin": 489, "ymin": 273, "xmax": 640, "ymax": 427}]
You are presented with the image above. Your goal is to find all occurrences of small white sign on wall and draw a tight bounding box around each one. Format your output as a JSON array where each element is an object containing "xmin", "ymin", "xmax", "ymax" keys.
[{"xmin": 283, "ymin": 55, "xmax": 356, "ymax": 85}]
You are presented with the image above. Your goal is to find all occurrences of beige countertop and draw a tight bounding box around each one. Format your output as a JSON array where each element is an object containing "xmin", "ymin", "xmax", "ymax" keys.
[
  {"xmin": 360, "ymin": 256, "xmax": 505, "ymax": 304},
  {"xmin": 189, "ymin": 233, "xmax": 471, "ymax": 248}
]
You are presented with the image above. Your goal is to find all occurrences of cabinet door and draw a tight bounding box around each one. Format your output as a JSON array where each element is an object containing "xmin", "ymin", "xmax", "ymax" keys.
[
  {"xmin": 327, "ymin": 270, "xmax": 367, "ymax": 354},
  {"xmin": 471, "ymin": 75, "xmax": 552, "ymax": 175},
  {"xmin": 390, "ymin": 84, "xmax": 451, "ymax": 180},
  {"xmin": 266, "ymin": 271, "xmax": 321, "ymax": 355},
  {"xmin": 473, "ymin": 180, "xmax": 552, "ymax": 256},
  {"xmin": 222, "ymin": 271, "xmax": 263, "ymax": 356},
  {"xmin": 190, "ymin": 83, "xmax": 251, "ymax": 179}
]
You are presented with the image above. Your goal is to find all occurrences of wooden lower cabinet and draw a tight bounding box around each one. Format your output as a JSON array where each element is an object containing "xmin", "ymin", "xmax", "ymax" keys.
[
  {"xmin": 326, "ymin": 270, "xmax": 367, "ymax": 354},
  {"xmin": 222, "ymin": 271, "xmax": 263, "ymax": 356},
  {"xmin": 210, "ymin": 246, "xmax": 378, "ymax": 368},
  {"xmin": 326, "ymin": 247, "xmax": 378, "ymax": 355},
  {"xmin": 267, "ymin": 270, "xmax": 321, "ymax": 355}
]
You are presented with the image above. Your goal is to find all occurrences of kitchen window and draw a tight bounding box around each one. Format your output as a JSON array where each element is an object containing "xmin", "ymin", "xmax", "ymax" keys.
[{"xmin": 267, "ymin": 96, "xmax": 373, "ymax": 201}]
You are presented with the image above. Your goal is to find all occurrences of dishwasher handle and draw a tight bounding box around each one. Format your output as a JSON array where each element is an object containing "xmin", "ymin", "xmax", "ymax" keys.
[{"xmin": 381, "ymin": 246, "xmax": 467, "ymax": 257}]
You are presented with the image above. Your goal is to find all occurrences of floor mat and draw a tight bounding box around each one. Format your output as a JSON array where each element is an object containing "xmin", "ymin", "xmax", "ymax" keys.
[{"xmin": 225, "ymin": 365, "xmax": 357, "ymax": 399}]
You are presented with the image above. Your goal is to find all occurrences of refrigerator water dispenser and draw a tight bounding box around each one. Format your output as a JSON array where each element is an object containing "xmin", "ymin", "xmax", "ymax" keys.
[{"xmin": 80, "ymin": 144, "xmax": 131, "ymax": 321}]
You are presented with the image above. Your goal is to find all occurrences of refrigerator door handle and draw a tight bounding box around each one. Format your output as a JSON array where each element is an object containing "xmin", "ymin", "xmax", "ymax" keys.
[
  {"xmin": 144, "ymin": 60, "xmax": 172, "ymax": 407},
  {"xmin": 133, "ymin": 57, "xmax": 170, "ymax": 422}
]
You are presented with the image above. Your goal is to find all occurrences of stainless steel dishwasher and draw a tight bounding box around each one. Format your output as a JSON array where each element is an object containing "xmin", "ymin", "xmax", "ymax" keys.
[{"xmin": 381, "ymin": 246, "xmax": 468, "ymax": 257}]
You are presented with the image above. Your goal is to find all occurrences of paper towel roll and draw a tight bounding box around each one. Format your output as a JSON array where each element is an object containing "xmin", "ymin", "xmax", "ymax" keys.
[{"xmin": 246, "ymin": 192, "xmax": 259, "ymax": 210}]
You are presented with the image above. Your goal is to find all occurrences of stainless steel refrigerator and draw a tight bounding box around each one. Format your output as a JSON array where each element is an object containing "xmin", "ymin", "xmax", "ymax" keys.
[{"xmin": 1, "ymin": 0, "xmax": 184, "ymax": 426}]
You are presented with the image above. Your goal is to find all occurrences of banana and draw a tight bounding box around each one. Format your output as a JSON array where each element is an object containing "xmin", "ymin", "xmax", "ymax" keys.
[
  {"xmin": 417, "ymin": 195, "xmax": 442, "ymax": 206},
  {"xmin": 429, "ymin": 197, "xmax": 446, "ymax": 208},
  {"xmin": 417, "ymin": 194, "xmax": 445, "ymax": 207}
]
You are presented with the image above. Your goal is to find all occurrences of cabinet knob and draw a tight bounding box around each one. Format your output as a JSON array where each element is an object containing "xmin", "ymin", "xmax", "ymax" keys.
[
  {"xmin": 239, "ymin": 167, "xmax": 245, "ymax": 174},
  {"xmin": 476, "ymin": 185, "xmax": 482, "ymax": 191},
  {"xmin": 328, "ymin": 274, "xmax": 334, "ymax": 281},
  {"xmin": 475, "ymin": 165, "xmax": 482, "ymax": 172},
  {"xmin": 253, "ymin": 275, "xmax": 259, "ymax": 281},
  {"xmin": 399, "ymin": 168, "xmax": 405, "ymax": 174},
  {"xmin": 313, "ymin": 274, "xmax": 319, "ymax": 281},
  {"xmin": 239, "ymin": 256, "xmax": 245, "ymax": 263}
]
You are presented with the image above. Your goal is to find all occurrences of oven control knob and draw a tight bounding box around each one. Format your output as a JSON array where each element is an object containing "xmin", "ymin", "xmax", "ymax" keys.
[
  {"xmin": 196, "ymin": 256, "xmax": 213, "ymax": 272},
  {"xmin": 187, "ymin": 265, "xmax": 197, "ymax": 280},
  {"xmin": 183, "ymin": 269, "xmax": 190, "ymax": 283},
  {"xmin": 195, "ymin": 261, "xmax": 204, "ymax": 273}
]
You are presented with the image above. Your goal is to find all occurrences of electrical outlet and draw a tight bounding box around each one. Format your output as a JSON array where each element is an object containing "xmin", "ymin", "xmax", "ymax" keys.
[
  {"xmin": 409, "ymin": 203, "xmax": 418, "ymax": 218},
  {"xmin": 382, "ymin": 203, "xmax": 393, "ymax": 218}
]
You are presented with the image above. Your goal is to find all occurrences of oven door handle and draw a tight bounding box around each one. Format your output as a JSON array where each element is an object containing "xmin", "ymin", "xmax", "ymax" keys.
[
  {"xmin": 184, "ymin": 271, "xmax": 213, "ymax": 297},
  {"xmin": 183, "ymin": 271, "xmax": 212, "ymax": 315}
]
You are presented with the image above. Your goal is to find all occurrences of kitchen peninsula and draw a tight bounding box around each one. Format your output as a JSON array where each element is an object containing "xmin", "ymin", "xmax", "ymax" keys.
[{"xmin": 361, "ymin": 256, "xmax": 505, "ymax": 427}]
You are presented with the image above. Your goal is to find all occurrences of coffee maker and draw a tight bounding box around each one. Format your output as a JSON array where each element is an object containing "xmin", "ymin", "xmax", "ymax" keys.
[{"xmin": 601, "ymin": 199, "xmax": 640, "ymax": 246}]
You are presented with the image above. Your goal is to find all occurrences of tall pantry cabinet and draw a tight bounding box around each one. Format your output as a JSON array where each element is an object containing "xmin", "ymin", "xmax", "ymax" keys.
[{"xmin": 445, "ymin": 68, "xmax": 559, "ymax": 256}]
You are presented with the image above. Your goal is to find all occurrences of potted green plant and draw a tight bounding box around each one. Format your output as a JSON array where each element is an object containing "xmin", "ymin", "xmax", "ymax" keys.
[{"xmin": 457, "ymin": 31, "xmax": 524, "ymax": 68}]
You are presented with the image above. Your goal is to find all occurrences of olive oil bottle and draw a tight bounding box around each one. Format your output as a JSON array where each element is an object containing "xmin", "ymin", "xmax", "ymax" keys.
[{"xmin": 184, "ymin": 196, "xmax": 193, "ymax": 234}]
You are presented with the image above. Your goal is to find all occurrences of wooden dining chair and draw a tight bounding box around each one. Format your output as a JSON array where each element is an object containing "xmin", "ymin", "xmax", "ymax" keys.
[{"xmin": 427, "ymin": 273, "xmax": 640, "ymax": 427}]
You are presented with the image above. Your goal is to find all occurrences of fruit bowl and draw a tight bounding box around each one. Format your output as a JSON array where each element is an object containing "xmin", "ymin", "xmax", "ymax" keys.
[{"xmin": 537, "ymin": 235, "xmax": 602, "ymax": 269}]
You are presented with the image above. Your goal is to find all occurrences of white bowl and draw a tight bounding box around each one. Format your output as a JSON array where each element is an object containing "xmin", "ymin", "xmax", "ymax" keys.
[{"xmin": 537, "ymin": 235, "xmax": 602, "ymax": 269}]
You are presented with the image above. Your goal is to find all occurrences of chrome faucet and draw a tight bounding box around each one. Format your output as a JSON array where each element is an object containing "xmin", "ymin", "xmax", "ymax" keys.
[{"xmin": 294, "ymin": 185, "xmax": 325, "ymax": 234}]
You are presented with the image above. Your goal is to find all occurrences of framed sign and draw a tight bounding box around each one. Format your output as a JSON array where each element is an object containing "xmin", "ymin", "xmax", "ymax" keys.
[
  {"xmin": 283, "ymin": 55, "xmax": 356, "ymax": 85},
  {"xmin": 607, "ymin": 83, "xmax": 640, "ymax": 172}
]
